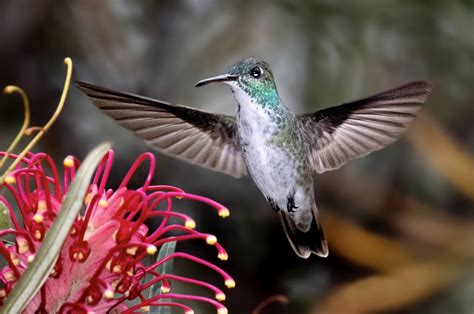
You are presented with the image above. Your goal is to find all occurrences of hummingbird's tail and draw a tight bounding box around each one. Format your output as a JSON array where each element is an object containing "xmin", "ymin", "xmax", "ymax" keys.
[{"xmin": 279, "ymin": 206, "xmax": 328, "ymax": 258}]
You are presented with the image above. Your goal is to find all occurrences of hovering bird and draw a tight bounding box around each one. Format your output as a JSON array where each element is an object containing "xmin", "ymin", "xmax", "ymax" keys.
[{"xmin": 77, "ymin": 58, "xmax": 431, "ymax": 258}]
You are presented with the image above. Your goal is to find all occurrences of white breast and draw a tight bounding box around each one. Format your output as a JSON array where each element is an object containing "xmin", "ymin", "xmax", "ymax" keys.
[
  {"xmin": 233, "ymin": 87, "xmax": 275, "ymax": 147},
  {"xmin": 233, "ymin": 87, "xmax": 300, "ymax": 206}
]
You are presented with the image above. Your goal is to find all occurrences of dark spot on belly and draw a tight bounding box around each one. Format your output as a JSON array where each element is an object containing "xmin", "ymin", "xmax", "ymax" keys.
[{"xmin": 287, "ymin": 192, "xmax": 298, "ymax": 213}]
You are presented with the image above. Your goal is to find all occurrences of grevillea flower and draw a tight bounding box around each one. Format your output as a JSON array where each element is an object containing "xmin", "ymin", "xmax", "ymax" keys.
[{"xmin": 0, "ymin": 150, "xmax": 234, "ymax": 313}]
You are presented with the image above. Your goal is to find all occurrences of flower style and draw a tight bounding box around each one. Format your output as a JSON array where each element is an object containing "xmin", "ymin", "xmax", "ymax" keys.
[{"xmin": 0, "ymin": 150, "xmax": 234, "ymax": 313}]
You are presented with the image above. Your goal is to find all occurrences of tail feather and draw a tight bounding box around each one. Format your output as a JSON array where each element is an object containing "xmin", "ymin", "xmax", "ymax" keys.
[{"xmin": 279, "ymin": 207, "xmax": 328, "ymax": 258}]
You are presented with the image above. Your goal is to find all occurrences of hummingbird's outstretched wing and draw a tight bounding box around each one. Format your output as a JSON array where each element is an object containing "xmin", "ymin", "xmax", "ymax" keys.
[
  {"xmin": 298, "ymin": 81, "xmax": 432, "ymax": 173},
  {"xmin": 77, "ymin": 81, "xmax": 247, "ymax": 178}
]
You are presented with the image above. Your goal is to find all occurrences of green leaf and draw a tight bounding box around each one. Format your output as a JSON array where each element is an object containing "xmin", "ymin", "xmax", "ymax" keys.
[
  {"xmin": 156, "ymin": 240, "xmax": 177, "ymax": 289},
  {"xmin": 0, "ymin": 201, "xmax": 13, "ymax": 253},
  {"xmin": 0, "ymin": 200, "xmax": 11, "ymax": 230},
  {"xmin": 148, "ymin": 241, "xmax": 177, "ymax": 314},
  {"xmin": 1, "ymin": 142, "xmax": 111, "ymax": 313}
]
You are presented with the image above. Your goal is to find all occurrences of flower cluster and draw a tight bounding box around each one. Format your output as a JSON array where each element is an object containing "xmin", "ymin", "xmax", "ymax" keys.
[{"xmin": 0, "ymin": 150, "xmax": 233, "ymax": 313}]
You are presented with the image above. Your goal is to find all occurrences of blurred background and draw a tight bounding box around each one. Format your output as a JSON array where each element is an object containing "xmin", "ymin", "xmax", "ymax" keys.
[{"xmin": 1, "ymin": 1, "xmax": 473, "ymax": 313}]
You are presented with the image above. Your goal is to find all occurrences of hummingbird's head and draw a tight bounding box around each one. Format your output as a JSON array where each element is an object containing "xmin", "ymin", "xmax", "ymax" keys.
[{"xmin": 195, "ymin": 58, "xmax": 279, "ymax": 107}]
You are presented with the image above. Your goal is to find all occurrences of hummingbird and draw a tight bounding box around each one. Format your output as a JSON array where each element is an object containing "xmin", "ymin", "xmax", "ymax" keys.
[{"xmin": 77, "ymin": 58, "xmax": 431, "ymax": 258}]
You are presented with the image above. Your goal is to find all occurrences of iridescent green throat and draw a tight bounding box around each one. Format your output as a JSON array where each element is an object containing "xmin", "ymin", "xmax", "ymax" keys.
[{"xmin": 242, "ymin": 81, "xmax": 280, "ymax": 109}]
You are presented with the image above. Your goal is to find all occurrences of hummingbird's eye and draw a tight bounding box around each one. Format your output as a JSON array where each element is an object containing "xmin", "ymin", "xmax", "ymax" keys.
[{"xmin": 250, "ymin": 66, "xmax": 262, "ymax": 79}]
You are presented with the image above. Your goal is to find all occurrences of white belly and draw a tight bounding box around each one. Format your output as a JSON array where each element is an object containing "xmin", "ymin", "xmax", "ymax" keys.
[
  {"xmin": 244, "ymin": 143, "xmax": 297, "ymax": 199},
  {"xmin": 237, "ymin": 103, "xmax": 309, "ymax": 211}
]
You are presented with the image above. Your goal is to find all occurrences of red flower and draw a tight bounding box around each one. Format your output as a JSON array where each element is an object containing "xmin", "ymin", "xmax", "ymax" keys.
[{"xmin": 0, "ymin": 150, "xmax": 234, "ymax": 313}]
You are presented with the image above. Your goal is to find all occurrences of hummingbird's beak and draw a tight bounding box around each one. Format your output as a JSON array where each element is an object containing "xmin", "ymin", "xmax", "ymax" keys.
[{"xmin": 194, "ymin": 74, "xmax": 239, "ymax": 87}]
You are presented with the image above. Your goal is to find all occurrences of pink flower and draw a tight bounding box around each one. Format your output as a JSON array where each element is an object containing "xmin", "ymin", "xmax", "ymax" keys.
[{"xmin": 0, "ymin": 150, "xmax": 234, "ymax": 313}]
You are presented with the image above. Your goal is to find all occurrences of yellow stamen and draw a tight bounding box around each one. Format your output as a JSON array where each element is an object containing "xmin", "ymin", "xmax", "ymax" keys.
[
  {"xmin": 218, "ymin": 208, "xmax": 230, "ymax": 218},
  {"xmin": 184, "ymin": 311, "xmax": 194, "ymax": 314},
  {"xmin": 185, "ymin": 219, "xmax": 196, "ymax": 229},
  {"xmin": 77, "ymin": 252, "xmax": 84, "ymax": 261},
  {"xmin": 4, "ymin": 176, "xmax": 16, "ymax": 184},
  {"xmin": 16, "ymin": 238, "xmax": 29, "ymax": 254},
  {"xmin": 33, "ymin": 213, "xmax": 43, "ymax": 223},
  {"xmin": 146, "ymin": 245, "xmax": 157, "ymax": 255},
  {"xmin": 98, "ymin": 199, "xmax": 108, "ymax": 207},
  {"xmin": 126, "ymin": 246, "xmax": 138, "ymax": 256},
  {"xmin": 86, "ymin": 295, "xmax": 94, "ymax": 304},
  {"xmin": 218, "ymin": 253, "xmax": 228, "ymax": 261},
  {"xmin": 160, "ymin": 286, "xmax": 170, "ymax": 293},
  {"xmin": 103, "ymin": 289, "xmax": 114, "ymax": 300},
  {"xmin": 63, "ymin": 156, "xmax": 74, "ymax": 168},
  {"xmin": 0, "ymin": 289, "xmax": 6, "ymax": 298},
  {"xmin": 27, "ymin": 254, "xmax": 35, "ymax": 263},
  {"xmin": 10, "ymin": 253, "xmax": 19, "ymax": 266},
  {"xmin": 225, "ymin": 279, "xmax": 236, "ymax": 289},
  {"xmin": 34, "ymin": 230, "xmax": 41, "ymax": 240},
  {"xmin": 217, "ymin": 308, "xmax": 228, "ymax": 314},
  {"xmin": 141, "ymin": 306, "xmax": 150, "ymax": 312},
  {"xmin": 37, "ymin": 200, "xmax": 47, "ymax": 212},
  {"xmin": 112, "ymin": 265, "xmax": 122, "ymax": 273},
  {"xmin": 215, "ymin": 293, "xmax": 226, "ymax": 301},
  {"xmin": 84, "ymin": 193, "xmax": 93, "ymax": 206},
  {"xmin": 206, "ymin": 235, "xmax": 217, "ymax": 245}
]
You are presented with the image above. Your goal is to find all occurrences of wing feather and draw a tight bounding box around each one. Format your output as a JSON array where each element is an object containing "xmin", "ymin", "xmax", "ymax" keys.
[
  {"xmin": 77, "ymin": 81, "xmax": 247, "ymax": 178},
  {"xmin": 298, "ymin": 81, "xmax": 432, "ymax": 173}
]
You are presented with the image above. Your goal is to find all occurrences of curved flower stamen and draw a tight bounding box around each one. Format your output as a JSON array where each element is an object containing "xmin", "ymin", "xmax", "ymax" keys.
[
  {"xmin": 0, "ymin": 86, "xmax": 30, "ymax": 170},
  {"xmin": 0, "ymin": 58, "xmax": 72, "ymax": 185},
  {"xmin": 124, "ymin": 293, "xmax": 228, "ymax": 314}
]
